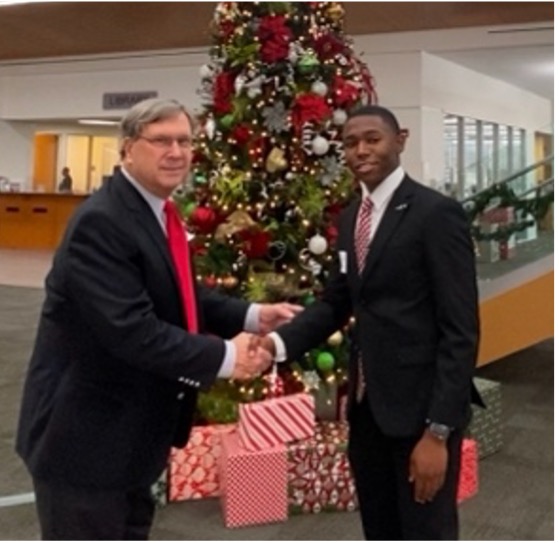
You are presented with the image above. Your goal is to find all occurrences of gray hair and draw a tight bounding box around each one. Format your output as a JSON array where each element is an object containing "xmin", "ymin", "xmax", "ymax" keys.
[{"xmin": 120, "ymin": 98, "xmax": 195, "ymax": 139}]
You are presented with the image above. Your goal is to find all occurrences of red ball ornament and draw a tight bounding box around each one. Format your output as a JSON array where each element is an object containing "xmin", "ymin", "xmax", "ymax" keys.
[
  {"xmin": 204, "ymin": 275, "xmax": 217, "ymax": 288},
  {"xmin": 190, "ymin": 206, "xmax": 218, "ymax": 234}
]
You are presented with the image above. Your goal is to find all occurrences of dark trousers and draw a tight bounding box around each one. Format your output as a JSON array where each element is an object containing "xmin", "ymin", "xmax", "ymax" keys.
[
  {"xmin": 33, "ymin": 478, "xmax": 156, "ymax": 540},
  {"xmin": 348, "ymin": 397, "xmax": 463, "ymax": 541}
]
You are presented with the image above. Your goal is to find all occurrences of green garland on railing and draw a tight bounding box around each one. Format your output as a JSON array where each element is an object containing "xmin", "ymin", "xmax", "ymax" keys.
[{"xmin": 463, "ymin": 182, "xmax": 554, "ymax": 242}]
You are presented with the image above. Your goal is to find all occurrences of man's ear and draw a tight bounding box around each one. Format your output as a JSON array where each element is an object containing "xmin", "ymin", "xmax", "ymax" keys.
[
  {"xmin": 397, "ymin": 128, "xmax": 409, "ymax": 151},
  {"xmin": 121, "ymin": 138, "xmax": 133, "ymax": 163}
]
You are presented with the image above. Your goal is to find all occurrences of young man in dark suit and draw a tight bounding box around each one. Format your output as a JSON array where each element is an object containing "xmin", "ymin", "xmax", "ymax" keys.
[
  {"xmin": 16, "ymin": 98, "xmax": 301, "ymax": 540},
  {"xmin": 261, "ymin": 105, "xmax": 480, "ymax": 540}
]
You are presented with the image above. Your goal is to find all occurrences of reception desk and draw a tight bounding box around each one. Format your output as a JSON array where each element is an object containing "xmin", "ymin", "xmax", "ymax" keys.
[{"xmin": 0, "ymin": 192, "xmax": 88, "ymax": 250}]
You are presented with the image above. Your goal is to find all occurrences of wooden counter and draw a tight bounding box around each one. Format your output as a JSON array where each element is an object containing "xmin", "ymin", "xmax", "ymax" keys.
[{"xmin": 0, "ymin": 192, "xmax": 88, "ymax": 249}]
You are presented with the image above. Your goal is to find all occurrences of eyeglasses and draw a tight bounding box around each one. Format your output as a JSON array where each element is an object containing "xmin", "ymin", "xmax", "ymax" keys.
[{"xmin": 137, "ymin": 135, "xmax": 192, "ymax": 149}]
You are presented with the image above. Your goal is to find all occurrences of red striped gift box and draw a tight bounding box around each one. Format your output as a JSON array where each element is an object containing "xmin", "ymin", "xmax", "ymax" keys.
[{"xmin": 238, "ymin": 392, "xmax": 315, "ymax": 452}]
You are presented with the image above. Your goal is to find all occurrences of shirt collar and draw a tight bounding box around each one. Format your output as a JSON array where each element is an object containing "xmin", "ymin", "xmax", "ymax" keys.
[
  {"xmin": 359, "ymin": 165, "xmax": 405, "ymax": 209},
  {"xmin": 120, "ymin": 167, "xmax": 167, "ymax": 226}
]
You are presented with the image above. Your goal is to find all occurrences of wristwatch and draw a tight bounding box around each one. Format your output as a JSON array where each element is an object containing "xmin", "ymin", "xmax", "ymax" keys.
[{"xmin": 426, "ymin": 422, "xmax": 452, "ymax": 441}]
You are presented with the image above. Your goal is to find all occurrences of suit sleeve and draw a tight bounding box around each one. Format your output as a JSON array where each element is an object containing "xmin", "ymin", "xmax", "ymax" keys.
[
  {"xmin": 276, "ymin": 239, "xmax": 354, "ymax": 361},
  {"xmin": 197, "ymin": 284, "xmax": 250, "ymax": 339},
  {"xmin": 64, "ymin": 209, "xmax": 225, "ymax": 387},
  {"xmin": 423, "ymin": 198, "xmax": 480, "ymax": 426}
]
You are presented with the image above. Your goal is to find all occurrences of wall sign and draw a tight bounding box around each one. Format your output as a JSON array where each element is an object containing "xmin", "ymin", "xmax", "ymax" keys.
[{"xmin": 102, "ymin": 91, "xmax": 158, "ymax": 110}]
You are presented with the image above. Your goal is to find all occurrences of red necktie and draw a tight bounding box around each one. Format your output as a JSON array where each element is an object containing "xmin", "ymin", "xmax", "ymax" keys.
[
  {"xmin": 354, "ymin": 197, "xmax": 374, "ymax": 401},
  {"xmin": 355, "ymin": 197, "xmax": 374, "ymax": 274},
  {"xmin": 164, "ymin": 200, "xmax": 198, "ymax": 333}
]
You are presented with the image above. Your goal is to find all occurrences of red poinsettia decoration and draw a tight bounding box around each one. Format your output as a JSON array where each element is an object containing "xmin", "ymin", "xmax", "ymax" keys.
[
  {"xmin": 231, "ymin": 124, "xmax": 252, "ymax": 145},
  {"xmin": 332, "ymin": 75, "xmax": 359, "ymax": 107},
  {"xmin": 291, "ymin": 94, "xmax": 332, "ymax": 132},
  {"xmin": 314, "ymin": 33, "xmax": 346, "ymax": 60},
  {"xmin": 257, "ymin": 15, "xmax": 293, "ymax": 63},
  {"xmin": 213, "ymin": 72, "xmax": 235, "ymax": 115},
  {"xmin": 238, "ymin": 228, "xmax": 271, "ymax": 259}
]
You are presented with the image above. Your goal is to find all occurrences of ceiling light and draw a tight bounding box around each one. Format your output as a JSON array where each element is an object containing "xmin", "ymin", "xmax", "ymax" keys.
[{"xmin": 78, "ymin": 119, "xmax": 119, "ymax": 126}]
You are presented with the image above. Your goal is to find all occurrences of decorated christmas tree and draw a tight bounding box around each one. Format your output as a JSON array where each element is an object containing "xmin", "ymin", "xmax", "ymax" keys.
[{"xmin": 179, "ymin": 1, "xmax": 375, "ymax": 422}]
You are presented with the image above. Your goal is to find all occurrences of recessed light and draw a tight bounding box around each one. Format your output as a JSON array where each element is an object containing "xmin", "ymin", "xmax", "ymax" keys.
[{"xmin": 78, "ymin": 119, "xmax": 120, "ymax": 126}]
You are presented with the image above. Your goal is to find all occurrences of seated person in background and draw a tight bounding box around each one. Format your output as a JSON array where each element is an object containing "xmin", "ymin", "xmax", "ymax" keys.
[{"xmin": 57, "ymin": 167, "xmax": 73, "ymax": 192}]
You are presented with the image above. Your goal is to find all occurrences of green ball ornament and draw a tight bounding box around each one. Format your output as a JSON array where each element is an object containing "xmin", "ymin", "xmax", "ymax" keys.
[
  {"xmin": 304, "ymin": 293, "xmax": 316, "ymax": 306},
  {"xmin": 297, "ymin": 53, "xmax": 320, "ymax": 75},
  {"xmin": 194, "ymin": 173, "xmax": 208, "ymax": 185},
  {"xmin": 316, "ymin": 351, "xmax": 335, "ymax": 372},
  {"xmin": 219, "ymin": 114, "xmax": 234, "ymax": 130},
  {"xmin": 183, "ymin": 201, "xmax": 197, "ymax": 218}
]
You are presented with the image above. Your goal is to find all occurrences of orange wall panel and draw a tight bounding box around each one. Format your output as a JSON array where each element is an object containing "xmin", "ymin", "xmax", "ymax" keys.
[{"xmin": 478, "ymin": 272, "xmax": 554, "ymax": 366}]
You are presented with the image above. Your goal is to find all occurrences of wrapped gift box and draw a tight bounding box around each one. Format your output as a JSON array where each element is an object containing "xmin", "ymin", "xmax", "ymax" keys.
[
  {"xmin": 466, "ymin": 377, "xmax": 503, "ymax": 459},
  {"xmin": 288, "ymin": 421, "xmax": 358, "ymax": 514},
  {"xmin": 457, "ymin": 438, "xmax": 479, "ymax": 503},
  {"xmin": 150, "ymin": 469, "xmax": 168, "ymax": 507},
  {"xmin": 168, "ymin": 424, "xmax": 235, "ymax": 501},
  {"xmin": 220, "ymin": 432, "xmax": 288, "ymax": 528},
  {"xmin": 238, "ymin": 392, "xmax": 315, "ymax": 452}
]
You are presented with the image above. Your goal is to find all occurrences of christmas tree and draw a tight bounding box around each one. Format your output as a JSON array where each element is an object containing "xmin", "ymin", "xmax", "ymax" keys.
[{"xmin": 180, "ymin": 1, "xmax": 375, "ymax": 422}]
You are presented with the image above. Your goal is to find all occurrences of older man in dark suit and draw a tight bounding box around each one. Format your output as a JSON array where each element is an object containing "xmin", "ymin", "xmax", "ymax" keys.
[
  {"xmin": 16, "ymin": 98, "xmax": 300, "ymax": 540},
  {"xmin": 262, "ymin": 105, "xmax": 481, "ymax": 540}
]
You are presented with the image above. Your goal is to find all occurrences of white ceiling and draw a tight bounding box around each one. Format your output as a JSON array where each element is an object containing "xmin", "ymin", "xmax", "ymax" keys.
[{"xmin": 355, "ymin": 23, "xmax": 554, "ymax": 101}]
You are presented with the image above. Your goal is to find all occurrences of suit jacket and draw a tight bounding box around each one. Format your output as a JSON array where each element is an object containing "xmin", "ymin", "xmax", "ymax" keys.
[
  {"xmin": 277, "ymin": 175, "xmax": 480, "ymax": 437},
  {"xmin": 16, "ymin": 172, "xmax": 249, "ymax": 489}
]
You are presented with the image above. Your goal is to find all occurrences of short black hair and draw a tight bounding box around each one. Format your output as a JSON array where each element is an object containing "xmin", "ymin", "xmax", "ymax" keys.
[{"xmin": 347, "ymin": 105, "xmax": 401, "ymax": 133}]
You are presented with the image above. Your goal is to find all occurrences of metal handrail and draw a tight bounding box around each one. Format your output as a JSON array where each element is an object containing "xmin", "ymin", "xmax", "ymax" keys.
[{"xmin": 461, "ymin": 155, "xmax": 554, "ymax": 205}]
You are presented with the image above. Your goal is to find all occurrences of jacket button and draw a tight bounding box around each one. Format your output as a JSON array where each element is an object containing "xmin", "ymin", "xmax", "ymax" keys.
[{"xmin": 177, "ymin": 392, "xmax": 185, "ymax": 400}]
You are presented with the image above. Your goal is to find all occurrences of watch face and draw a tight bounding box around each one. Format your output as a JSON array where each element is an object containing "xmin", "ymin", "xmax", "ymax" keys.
[{"xmin": 429, "ymin": 423, "xmax": 450, "ymax": 440}]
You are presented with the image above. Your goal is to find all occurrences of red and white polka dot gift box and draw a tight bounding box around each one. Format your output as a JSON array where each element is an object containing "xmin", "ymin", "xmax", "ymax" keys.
[{"xmin": 219, "ymin": 431, "xmax": 288, "ymax": 528}]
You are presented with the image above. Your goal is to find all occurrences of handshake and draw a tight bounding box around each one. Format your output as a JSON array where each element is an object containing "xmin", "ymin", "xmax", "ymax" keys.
[
  {"xmin": 228, "ymin": 301, "xmax": 302, "ymax": 381},
  {"xmin": 230, "ymin": 332, "xmax": 276, "ymax": 381}
]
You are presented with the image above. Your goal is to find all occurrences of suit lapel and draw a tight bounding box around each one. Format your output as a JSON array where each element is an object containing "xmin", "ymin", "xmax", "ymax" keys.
[
  {"xmin": 111, "ymin": 173, "xmax": 176, "ymax": 281},
  {"xmin": 359, "ymin": 176, "xmax": 414, "ymax": 284}
]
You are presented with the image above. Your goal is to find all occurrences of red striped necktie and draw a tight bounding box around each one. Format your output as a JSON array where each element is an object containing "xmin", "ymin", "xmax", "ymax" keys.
[
  {"xmin": 164, "ymin": 200, "xmax": 198, "ymax": 333},
  {"xmin": 354, "ymin": 197, "xmax": 374, "ymax": 402}
]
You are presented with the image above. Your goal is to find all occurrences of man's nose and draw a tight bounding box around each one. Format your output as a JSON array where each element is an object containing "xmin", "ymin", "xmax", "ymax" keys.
[
  {"xmin": 167, "ymin": 140, "xmax": 185, "ymax": 156},
  {"xmin": 356, "ymin": 140, "xmax": 369, "ymax": 156}
]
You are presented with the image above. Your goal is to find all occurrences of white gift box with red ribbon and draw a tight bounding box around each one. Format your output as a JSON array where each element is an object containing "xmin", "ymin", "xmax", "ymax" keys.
[{"xmin": 238, "ymin": 392, "xmax": 315, "ymax": 452}]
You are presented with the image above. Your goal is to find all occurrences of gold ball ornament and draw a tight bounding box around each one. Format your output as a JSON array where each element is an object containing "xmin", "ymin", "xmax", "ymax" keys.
[
  {"xmin": 327, "ymin": 330, "xmax": 343, "ymax": 346},
  {"xmin": 222, "ymin": 275, "xmax": 239, "ymax": 289},
  {"xmin": 326, "ymin": 3, "xmax": 344, "ymax": 22},
  {"xmin": 265, "ymin": 147, "xmax": 288, "ymax": 173}
]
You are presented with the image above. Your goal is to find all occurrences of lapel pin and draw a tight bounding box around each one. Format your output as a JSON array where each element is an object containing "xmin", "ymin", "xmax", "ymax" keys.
[{"xmin": 395, "ymin": 203, "xmax": 409, "ymax": 211}]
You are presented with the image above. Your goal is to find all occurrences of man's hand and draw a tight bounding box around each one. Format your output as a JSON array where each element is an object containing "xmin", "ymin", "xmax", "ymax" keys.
[
  {"xmin": 408, "ymin": 430, "xmax": 449, "ymax": 504},
  {"xmin": 258, "ymin": 303, "xmax": 303, "ymax": 334},
  {"xmin": 231, "ymin": 332, "xmax": 272, "ymax": 381},
  {"xmin": 248, "ymin": 334, "xmax": 276, "ymax": 359}
]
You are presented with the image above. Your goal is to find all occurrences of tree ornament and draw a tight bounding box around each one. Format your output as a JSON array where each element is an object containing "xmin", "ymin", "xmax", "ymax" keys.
[
  {"xmin": 308, "ymin": 234, "xmax": 328, "ymax": 255},
  {"xmin": 205, "ymin": 118, "xmax": 216, "ymax": 139},
  {"xmin": 218, "ymin": 114, "xmax": 234, "ymax": 130},
  {"xmin": 327, "ymin": 330, "xmax": 343, "ymax": 346},
  {"xmin": 204, "ymin": 275, "xmax": 217, "ymax": 288},
  {"xmin": 297, "ymin": 51, "xmax": 320, "ymax": 75},
  {"xmin": 301, "ymin": 370, "xmax": 321, "ymax": 391},
  {"xmin": 222, "ymin": 275, "xmax": 239, "ymax": 289},
  {"xmin": 268, "ymin": 240, "xmax": 287, "ymax": 261},
  {"xmin": 190, "ymin": 206, "xmax": 218, "ymax": 234},
  {"xmin": 194, "ymin": 173, "xmax": 208, "ymax": 185},
  {"xmin": 311, "ymin": 135, "xmax": 330, "ymax": 156},
  {"xmin": 326, "ymin": 3, "xmax": 344, "ymax": 22},
  {"xmin": 316, "ymin": 351, "xmax": 335, "ymax": 372},
  {"xmin": 303, "ymin": 293, "xmax": 316, "ymax": 306},
  {"xmin": 311, "ymin": 80, "xmax": 328, "ymax": 97},
  {"xmin": 265, "ymin": 147, "xmax": 288, "ymax": 173},
  {"xmin": 332, "ymin": 109, "xmax": 348, "ymax": 126},
  {"xmin": 183, "ymin": 201, "xmax": 197, "ymax": 219}
]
